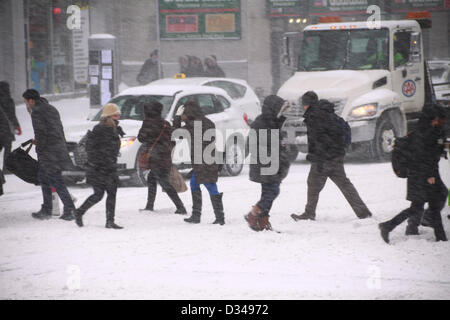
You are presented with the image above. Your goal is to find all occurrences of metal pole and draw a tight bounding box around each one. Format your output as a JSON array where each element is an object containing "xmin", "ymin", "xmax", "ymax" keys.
[{"xmin": 155, "ymin": 0, "xmax": 161, "ymax": 78}]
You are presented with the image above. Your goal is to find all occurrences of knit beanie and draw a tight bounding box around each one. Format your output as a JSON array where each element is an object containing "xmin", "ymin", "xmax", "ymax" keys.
[{"xmin": 101, "ymin": 103, "xmax": 121, "ymax": 118}]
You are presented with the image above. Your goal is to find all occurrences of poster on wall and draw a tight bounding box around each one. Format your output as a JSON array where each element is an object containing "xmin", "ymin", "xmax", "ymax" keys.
[
  {"xmin": 308, "ymin": 0, "xmax": 374, "ymax": 16},
  {"xmin": 159, "ymin": 0, "xmax": 241, "ymax": 40},
  {"xmin": 266, "ymin": 0, "xmax": 303, "ymax": 17},
  {"xmin": 391, "ymin": 0, "xmax": 447, "ymax": 12},
  {"xmin": 72, "ymin": 5, "xmax": 90, "ymax": 84}
]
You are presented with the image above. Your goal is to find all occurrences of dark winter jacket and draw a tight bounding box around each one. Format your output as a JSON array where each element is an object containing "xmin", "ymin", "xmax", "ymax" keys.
[
  {"xmin": 204, "ymin": 57, "xmax": 226, "ymax": 78},
  {"xmin": 249, "ymin": 95, "xmax": 290, "ymax": 184},
  {"xmin": 0, "ymin": 106, "xmax": 13, "ymax": 148},
  {"xmin": 406, "ymin": 116, "xmax": 447, "ymax": 203},
  {"xmin": 173, "ymin": 102, "xmax": 218, "ymax": 184},
  {"xmin": 0, "ymin": 81, "xmax": 20, "ymax": 144},
  {"xmin": 186, "ymin": 56, "xmax": 205, "ymax": 77},
  {"xmin": 137, "ymin": 58, "xmax": 159, "ymax": 85},
  {"xmin": 304, "ymin": 99, "xmax": 345, "ymax": 163},
  {"xmin": 31, "ymin": 98, "xmax": 72, "ymax": 174},
  {"xmin": 138, "ymin": 114, "xmax": 174, "ymax": 173},
  {"xmin": 85, "ymin": 121, "xmax": 121, "ymax": 185}
]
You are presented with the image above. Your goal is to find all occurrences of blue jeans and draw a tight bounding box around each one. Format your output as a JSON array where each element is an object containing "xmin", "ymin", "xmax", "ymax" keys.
[
  {"xmin": 256, "ymin": 183, "xmax": 280, "ymax": 215},
  {"xmin": 38, "ymin": 167, "xmax": 75, "ymax": 214},
  {"xmin": 190, "ymin": 173, "xmax": 219, "ymax": 195}
]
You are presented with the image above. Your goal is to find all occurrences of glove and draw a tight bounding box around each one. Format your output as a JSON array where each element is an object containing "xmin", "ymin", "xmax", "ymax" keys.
[
  {"xmin": 15, "ymin": 127, "xmax": 22, "ymax": 135},
  {"xmin": 277, "ymin": 101, "xmax": 291, "ymax": 118},
  {"xmin": 175, "ymin": 105, "xmax": 185, "ymax": 117}
]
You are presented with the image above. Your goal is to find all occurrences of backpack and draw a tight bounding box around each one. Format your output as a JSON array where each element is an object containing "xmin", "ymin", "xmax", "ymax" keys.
[
  {"xmin": 391, "ymin": 133, "xmax": 414, "ymax": 178},
  {"xmin": 331, "ymin": 113, "xmax": 352, "ymax": 148}
]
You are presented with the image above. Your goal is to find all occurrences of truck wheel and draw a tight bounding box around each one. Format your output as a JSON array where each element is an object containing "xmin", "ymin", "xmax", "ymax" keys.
[
  {"xmin": 221, "ymin": 138, "xmax": 244, "ymax": 177},
  {"xmin": 371, "ymin": 117, "xmax": 397, "ymax": 161}
]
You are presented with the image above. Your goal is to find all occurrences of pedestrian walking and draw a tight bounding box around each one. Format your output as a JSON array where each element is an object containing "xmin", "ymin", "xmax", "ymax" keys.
[
  {"xmin": 379, "ymin": 104, "xmax": 448, "ymax": 243},
  {"xmin": 173, "ymin": 100, "xmax": 225, "ymax": 225},
  {"xmin": 291, "ymin": 91, "xmax": 372, "ymax": 221},
  {"xmin": 245, "ymin": 95, "xmax": 291, "ymax": 231},
  {"xmin": 74, "ymin": 103, "xmax": 124, "ymax": 229},
  {"xmin": 138, "ymin": 100, "xmax": 187, "ymax": 214},
  {"xmin": 22, "ymin": 89, "xmax": 76, "ymax": 220},
  {"xmin": 204, "ymin": 55, "xmax": 226, "ymax": 78},
  {"xmin": 137, "ymin": 49, "xmax": 160, "ymax": 85},
  {"xmin": 0, "ymin": 81, "xmax": 22, "ymax": 171}
]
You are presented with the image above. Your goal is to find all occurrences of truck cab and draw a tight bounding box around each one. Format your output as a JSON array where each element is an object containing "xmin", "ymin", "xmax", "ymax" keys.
[{"xmin": 279, "ymin": 20, "xmax": 426, "ymax": 160}]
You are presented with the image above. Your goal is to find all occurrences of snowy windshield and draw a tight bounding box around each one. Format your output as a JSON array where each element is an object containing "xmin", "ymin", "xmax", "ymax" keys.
[
  {"xmin": 298, "ymin": 29, "xmax": 389, "ymax": 71},
  {"xmin": 92, "ymin": 95, "xmax": 174, "ymax": 121}
]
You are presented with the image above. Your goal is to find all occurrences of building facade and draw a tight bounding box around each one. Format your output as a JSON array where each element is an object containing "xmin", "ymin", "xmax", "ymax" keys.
[{"xmin": 1, "ymin": 0, "xmax": 449, "ymax": 101}]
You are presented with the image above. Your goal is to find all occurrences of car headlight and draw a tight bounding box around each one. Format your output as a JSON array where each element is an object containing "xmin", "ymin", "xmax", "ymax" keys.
[
  {"xmin": 121, "ymin": 137, "xmax": 136, "ymax": 148},
  {"xmin": 350, "ymin": 103, "xmax": 378, "ymax": 118}
]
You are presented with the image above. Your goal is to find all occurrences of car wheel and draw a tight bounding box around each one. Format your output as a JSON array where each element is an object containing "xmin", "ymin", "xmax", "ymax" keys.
[
  {"xmin": 221, "ymin": 138, "xmax": 244, "ymax": 176},
  {"xmin": 371, "ymin": 116, "xmax": 397, "ymax": 161}
]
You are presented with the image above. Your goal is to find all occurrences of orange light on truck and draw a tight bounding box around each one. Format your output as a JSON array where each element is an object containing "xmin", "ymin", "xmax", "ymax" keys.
[{"xmin": 406, "ymin": 11, "xmax": 430, "ymax": 19}]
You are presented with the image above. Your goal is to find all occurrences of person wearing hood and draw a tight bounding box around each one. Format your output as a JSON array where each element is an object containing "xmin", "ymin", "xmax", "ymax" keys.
[
  {"xmin": 291, "ymin": 91, "xmax": 372, "ymax": 222},
  {"xmin": 0, "ymin": 81, "xmax": 21, "ymax": 172},
  {"xmin": 173, "ymin": 100, "xmax": 225, "ymax": 225},
  {"xmin": 379, "ymin": 104, "xmax": 448, "ymax": 243},
  {"xmin": 22, "ymin": 89, "xmax": 76, "ymax": 221},
  {"xmin": 138, "ymin": 100, "xmax": 187, "ymax": 214},
  {"xmin": 137, "ymin": 49, "xmax": 160, "ymax": 85},
  {"xmin": 74, "ymin": 103, "xmax": 124, "ymax": 229},
  {"xmin": 187, "ymin": 56, "xmax": 205, "ymax": 77},
  {"xmin": 245, "ymin": 95, "xmax": 291, "ymax": 231},
  {"xmin": 204, "ymin": 55, "xmax": 226, "ymax": 78}
]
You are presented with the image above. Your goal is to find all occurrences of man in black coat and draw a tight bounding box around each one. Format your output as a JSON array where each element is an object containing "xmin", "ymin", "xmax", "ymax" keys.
[
  {"xmin": 137, "ymin": 49, "xmax": 160, "ymax": 85},
  {"xmin": 0, "ymin": 81, "xmax": 22, "ymax": 171},
  {"xmin": 245, "ymin": 95, "xmax": 291, "ymax": 231},
  {"xmin": 379, "ymin": 104, "xmax": 448, "ymax": 243},
  {"xmin": 291, "ymin": 91, "xmax": 372, "ymax": 222},
  {"xmin": 173, "ymin": 100, "xmax": 225, "ymax": 225},
  {"xmin": 22, "ymin": 89, "xmax": 75, "ymax": 220}
]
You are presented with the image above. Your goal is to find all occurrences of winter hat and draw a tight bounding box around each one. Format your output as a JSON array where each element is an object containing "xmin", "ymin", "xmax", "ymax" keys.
[
  {"xmin": 101, "ymin": 103, "xmax": 121, "ymax": 118},
  {"xmin": 22, "ymin": 89, "xmax": 40, "ymax": 100},
  {"xmin": 301, "ymin": 91, "xmax": 318, "ymax": 107},
  {"xmin": 262, "ymin": 94, "xmax": 285, "ymax": 116},
  {"xmin": 144, "ymin": 100, "xmax": 163, "ymax": 119}
]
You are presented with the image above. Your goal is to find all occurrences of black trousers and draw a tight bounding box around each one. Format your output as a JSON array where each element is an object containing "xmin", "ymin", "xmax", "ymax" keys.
[
  {"xmin": 146, "ymin": 169, "xmax": 184, "ymax": 209},
  {"xmin": 305, "ymin": 157, "xmax": 371, "ymax": 218},
  {"xmin": 78, "ymin": 177, "xmax": 117, "ymax": 217},
  {"xmin": 256, "ymin": 183, "xmax": 280, "ymax": 216},
  {"xmin": 1, "ymin": 141, "xmax": 11, "ymax": 171}
]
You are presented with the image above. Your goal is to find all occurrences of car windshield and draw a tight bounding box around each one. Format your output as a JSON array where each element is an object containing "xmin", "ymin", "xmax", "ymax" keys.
[
  {"xmin": 298, "ymin": 28, "xmax": 389, "ymax": 71},
  {"xmin": 92, "ymin": 95, "xmax": 174, "ymax": 121}
]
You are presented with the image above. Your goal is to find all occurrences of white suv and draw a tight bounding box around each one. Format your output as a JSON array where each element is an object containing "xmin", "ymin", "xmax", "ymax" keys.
[{"xmin": 67, "ymin": 81, "xmax": 261, "ymax": 186}]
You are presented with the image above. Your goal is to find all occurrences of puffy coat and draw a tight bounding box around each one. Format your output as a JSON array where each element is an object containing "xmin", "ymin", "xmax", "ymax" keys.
[
  {"xmin": 31, "ymin": 98, "xmax": 72, "ymax": 173},
  {"xmin": 249, "ymin": 95, "xmax": 291, "ymax": 184},
  {"xmin": 85, "ymin": 122, "xmax": 121, "ymax": 185}
]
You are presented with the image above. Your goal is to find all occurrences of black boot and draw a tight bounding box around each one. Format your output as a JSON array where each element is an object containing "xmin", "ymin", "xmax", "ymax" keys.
[
  {"xmin": 141, "ymin": 178, "xmax": 156, "ymax": 212},
  {"xmin": 105, "ymin": 211, "xmax": 123, "ymax": 229},
  {"xmin": 378, "ymin": 221, "xmax": 394, "ymax": 244},
  {"xmin": 291, "ymin": 212, "xmax": 315, "ymax": 221},
  {"xmin": 431, "ymin": 211, "xmax": 448, "ymax": 242},
  {"xmin": 405, "ymin": 224, "xmax": 419, "ymax": 236},
  {"xmin": 420, "ymin": 209, "xmax": 433, "ymax": 227},
  {"xmin": 210, "ymin": 193, "xmax": 225, "ymax": 225},
  {"xmin": 60, "ymin": 208, "xmax": 75, "ymax": 221},
  {"xmin": 74, "ymin": 209, "xmax": 84, "ymax": 227},
  {"xmin": 185, "ymin": 191, "xmax": 201, "ymax": 224},
  {"xmin": 31, "ymin": 205, "xmax": 52, "ymax": 220},
  {"xmin": 166, "ymin": 188, "xmax": 187, "ymax": 215}
]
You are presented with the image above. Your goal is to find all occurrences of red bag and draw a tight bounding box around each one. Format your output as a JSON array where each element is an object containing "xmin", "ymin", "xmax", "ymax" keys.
[{"xmin": 138, "ymin": 124, "xmax": 167, "ymax": 170}]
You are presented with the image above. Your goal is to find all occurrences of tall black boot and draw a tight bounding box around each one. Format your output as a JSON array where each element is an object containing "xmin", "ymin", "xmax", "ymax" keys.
[
  {"xmin": 210, "ymin": 193, "xmax": 225, "ymax": 225},
  {"xmin": 184, "ymin": 190, "xmax": 201, "ymax": 224},
  {"xmin": 105, "ymin": 211, "xmax": 123, "ymax": 229},
  {"xmin": 166, "ymin": 188, "xmax": 187, "ymax": 215},
  {"xmin": 431, "ymin": 211, "xmax": 448, "ymax": 242},
  {"xmin": 141, "ymin": 179, "xmax": 157, "ymax": 211}
]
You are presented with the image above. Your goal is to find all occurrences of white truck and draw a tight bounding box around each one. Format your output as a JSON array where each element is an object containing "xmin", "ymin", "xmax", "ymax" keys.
[{"xmin": 279, "ymin": 19, "xmax": 434, "ymax": 160}]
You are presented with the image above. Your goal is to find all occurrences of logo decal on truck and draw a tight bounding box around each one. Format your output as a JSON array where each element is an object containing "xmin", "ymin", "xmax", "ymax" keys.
[{"xmin": 402, "ymin": 80, "xmax": 416, "ymax": 97}]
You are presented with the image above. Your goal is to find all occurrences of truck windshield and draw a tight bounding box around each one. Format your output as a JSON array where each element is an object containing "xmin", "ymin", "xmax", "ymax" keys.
[{"xmin": 298, "ymin": 28, "xmax": 389, "ymax": 71}]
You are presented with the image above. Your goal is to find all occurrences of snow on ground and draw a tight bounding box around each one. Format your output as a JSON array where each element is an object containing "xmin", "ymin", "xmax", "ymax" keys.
[{"xmin": 1, "ymin": 98, "xmax": 450, "ymax": 299}]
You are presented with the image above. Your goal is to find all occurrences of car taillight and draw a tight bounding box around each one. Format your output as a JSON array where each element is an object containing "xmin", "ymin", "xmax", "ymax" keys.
[{"xmin": 243, "ymin": 113, "xmax": 249, "ymax": 125}]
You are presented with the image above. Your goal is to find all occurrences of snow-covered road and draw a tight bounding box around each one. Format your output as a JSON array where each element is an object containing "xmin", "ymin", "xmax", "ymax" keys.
[{"xmin": 1, "ymin": 98, "xmax": 449, "ymax": 299}]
